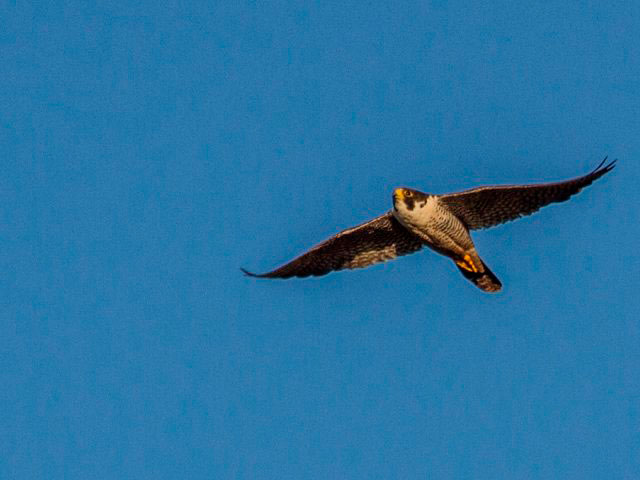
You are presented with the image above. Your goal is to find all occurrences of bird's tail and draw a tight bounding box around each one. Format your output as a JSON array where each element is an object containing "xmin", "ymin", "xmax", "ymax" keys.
[{"xmin": 454, "ymin": 251, "xmax": 502, "ymax": 293}]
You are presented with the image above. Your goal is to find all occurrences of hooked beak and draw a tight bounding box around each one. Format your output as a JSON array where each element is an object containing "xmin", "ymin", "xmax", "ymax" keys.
[{"xmin": 393, "ymin": 188, "xmax": 404, "ymax": 208}]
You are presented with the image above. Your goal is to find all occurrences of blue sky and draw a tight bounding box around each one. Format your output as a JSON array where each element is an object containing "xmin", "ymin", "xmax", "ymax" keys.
[{"xmin": 2, "ymin": 2, "xmax": 639, "ymax": 478}]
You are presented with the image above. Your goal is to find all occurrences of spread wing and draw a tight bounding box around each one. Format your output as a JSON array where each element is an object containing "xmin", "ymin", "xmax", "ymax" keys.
[
  {"xmin": 241, "ymin": 212, "xmax": 424, "ymax": 278},
  {"xmin": 438, "ymin": 158, "xmax": 616, "ymax": 230}
]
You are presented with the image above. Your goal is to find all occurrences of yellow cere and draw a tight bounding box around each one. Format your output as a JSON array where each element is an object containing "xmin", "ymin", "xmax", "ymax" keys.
[{"xmin": 394, "ymin": 188, "xmax": 404, "ymax": 200}]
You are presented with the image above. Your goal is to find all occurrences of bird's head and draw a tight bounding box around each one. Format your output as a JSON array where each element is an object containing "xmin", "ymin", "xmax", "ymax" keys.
[{"xmin": 392, "ymin": 187, "xmax": 425, "ymax": 213}]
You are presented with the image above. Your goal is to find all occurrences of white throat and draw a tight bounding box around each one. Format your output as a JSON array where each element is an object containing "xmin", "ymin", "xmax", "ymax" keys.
[{"xmin": 395, "ymin": 195, "xmax": 438, "ymax": 225}]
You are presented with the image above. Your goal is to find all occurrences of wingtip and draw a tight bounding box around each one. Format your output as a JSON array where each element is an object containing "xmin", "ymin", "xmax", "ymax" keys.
[
  {"xmin": 240, "ymin": 267, "xmax": 261, "ymax": 278},
  {"xmin": 606, "ymin": 157, "xmax": 617, "ymax": 171},
  {"xmin": 240, "ymin": 266, "xmax": 317, "ymax": 279},
  {"xmin": 593, "ymin": 156, "xmax": 617, "ymax": 175}
]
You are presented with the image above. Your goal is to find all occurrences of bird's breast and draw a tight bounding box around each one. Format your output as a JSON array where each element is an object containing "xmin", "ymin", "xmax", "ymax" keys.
[{"xmin": 392, "ymin": 195, "xmax": 440, "ymax": 241}]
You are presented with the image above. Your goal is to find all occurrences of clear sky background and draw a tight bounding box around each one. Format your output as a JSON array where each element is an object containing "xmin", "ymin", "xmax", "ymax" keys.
[{"xmin": 2, "ymin": 2, "xmax": 639, "ymax": 479}]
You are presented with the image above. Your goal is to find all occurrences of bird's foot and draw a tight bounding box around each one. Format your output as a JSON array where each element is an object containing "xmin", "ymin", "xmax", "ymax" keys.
[{"xmin": 456, "ymin": 254, "xmax": 479, "ymax": 273}]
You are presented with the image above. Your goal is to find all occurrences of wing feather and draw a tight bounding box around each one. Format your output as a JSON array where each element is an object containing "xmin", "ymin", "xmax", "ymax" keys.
[
  {"xmin": 438, "ymin": 158, "xmax": 616, "ymax": 230},
  {"xmin": 241, "ymin": 212, "xmax": 423, "ymax": 278}
]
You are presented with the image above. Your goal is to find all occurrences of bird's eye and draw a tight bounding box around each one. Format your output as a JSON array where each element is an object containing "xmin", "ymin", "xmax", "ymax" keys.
[{"xmin": 404, "ymin": 190, "xmax": 413, "ymax": 197}]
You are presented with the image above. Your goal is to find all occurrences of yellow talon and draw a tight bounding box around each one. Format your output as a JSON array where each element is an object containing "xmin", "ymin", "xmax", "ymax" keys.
[
  {"xmin": 456, "ymin": 260, "xmax": 474, "ymax": 272},
  {"xmin": 456, "ymin": 255, "xmax": 479, "ymax": 273},
  {"xmin": 464, "ymin": 254, "xmax": 479, "ymax": 273}
]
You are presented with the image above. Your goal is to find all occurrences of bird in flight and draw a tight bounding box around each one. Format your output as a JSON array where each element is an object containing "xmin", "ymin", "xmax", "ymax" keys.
[{"xmin": 242, "ymin": 159, "xmax": 615, "ymax": 292}]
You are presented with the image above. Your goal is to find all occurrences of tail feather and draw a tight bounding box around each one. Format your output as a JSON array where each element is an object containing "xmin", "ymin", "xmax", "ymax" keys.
[{"xmin": 455, "ymin": 254, "xmax": 502, "ymax": 293}]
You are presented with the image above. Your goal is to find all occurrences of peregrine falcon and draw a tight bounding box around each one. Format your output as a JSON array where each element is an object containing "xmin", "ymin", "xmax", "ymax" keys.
[{"xmin": 242, "ymin": 159, "xmax": 615, "ymax": 292}]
